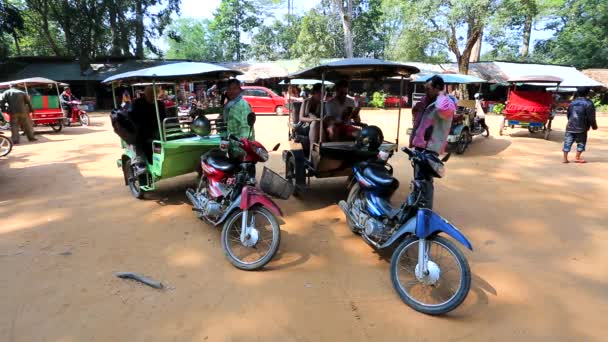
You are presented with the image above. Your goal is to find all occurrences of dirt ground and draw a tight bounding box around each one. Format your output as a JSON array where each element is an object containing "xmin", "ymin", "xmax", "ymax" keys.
[{"xmin": 1, "ymin": 110, "xmax": 607, "ymax": 342}]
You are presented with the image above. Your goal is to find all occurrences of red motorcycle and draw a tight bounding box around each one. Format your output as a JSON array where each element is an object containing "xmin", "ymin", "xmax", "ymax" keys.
[
  {"xmin": 64, "ymin": 100, "xmax": 90, "ymax": 126},
  {"xmin": 186, "ymin": 113, "xmax": 291, "ymax": 270}
]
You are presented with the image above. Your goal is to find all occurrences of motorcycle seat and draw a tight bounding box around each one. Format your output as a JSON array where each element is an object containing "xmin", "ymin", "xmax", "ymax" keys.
[
  {"xmin": 363, "ymin": 165, "xmax": 397, "ymax": 188},
  {"xmin": 204, "ymin": 151, "xmax": 236, "ymax": 172}
]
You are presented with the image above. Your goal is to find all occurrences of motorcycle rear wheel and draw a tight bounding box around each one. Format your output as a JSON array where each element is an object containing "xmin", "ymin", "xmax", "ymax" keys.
[
  {"xmin": 221, "ymin": 206, "xmax": 280, "ymax": 271},
  {"xmin": 345, "ymin": 183, "xmax": 362, "ymax": 234},
  {"xmin": 0, "ymin": 135, "xmax": 12, "ymax": 157},
  {"xmin": 390, "ymin": 235, "xmax": 471, "ymax": 315}
]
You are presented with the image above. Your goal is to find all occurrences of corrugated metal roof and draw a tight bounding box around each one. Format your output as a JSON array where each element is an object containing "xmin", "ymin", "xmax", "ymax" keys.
[
  {"xmin": 454, "ymin": 62, "xmax": 602, "ymax": 87},
  {"xmin": 582, "ymin": 69, "xmax": 608, "ymax": 87}
]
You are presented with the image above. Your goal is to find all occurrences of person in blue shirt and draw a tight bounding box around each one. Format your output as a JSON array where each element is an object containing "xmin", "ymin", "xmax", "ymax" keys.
[{"xmin": 562, "ymin": 88, "xmax": 598, "ymax": 163}]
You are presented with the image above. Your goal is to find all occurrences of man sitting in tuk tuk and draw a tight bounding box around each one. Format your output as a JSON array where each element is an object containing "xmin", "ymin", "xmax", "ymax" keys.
[
  {"xmin": 223, "ymin": 79, "xmax": 253, "ymax": 157},
  {"xmin": 299, "ymin": 83, "xmax": 323, "ymax": 143},
  {"xmin": 324, "ymin": 80, "xmax": 362, "ymax": 141},
  {"xmin": 410, "ymin": 75, "xmax": 456, "ymax": 154},
  {"xmin": 129, "ymin": 86, "xmax": 166, "ymax": 175}
]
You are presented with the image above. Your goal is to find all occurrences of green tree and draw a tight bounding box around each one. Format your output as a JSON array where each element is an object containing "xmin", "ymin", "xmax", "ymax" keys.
[
  {"xmin": 0, "ymin": 0, "xmax": 25, "ymax": 56},
  {"xmin": 165, "ymin": 18, "xmax": 225, "ymax": 61},
  {"xmin": 211, "ymin": 0, "xmax": 262, "ymax": 61},
  {"xmin": 291, "ymin": 8, "xmax": 343, "ymax": 66},
  {"xmin": 533, "ymin": 0, "xmax": 608, "ymax": 69},
  {"xmin": 386, "ymin": 0, "xmax": 498, "ymax": 74},
  {"xmin": 381, "ymin": 0, "xmax": 450, "ymax": 63},
  {"xmin": 250, "ymin": 15, "xmax": 302, "ymax": 61}
]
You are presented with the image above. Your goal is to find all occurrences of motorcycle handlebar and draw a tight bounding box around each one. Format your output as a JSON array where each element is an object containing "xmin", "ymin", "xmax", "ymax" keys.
[{"xmin": 401, "ymin": 146, "xmax": 415, "ymax": 158}]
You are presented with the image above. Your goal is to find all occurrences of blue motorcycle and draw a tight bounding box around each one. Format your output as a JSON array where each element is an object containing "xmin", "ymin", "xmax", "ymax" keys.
[{"xmin": 339, "ymin": 146, "xmax": 472, "ymax": 315}]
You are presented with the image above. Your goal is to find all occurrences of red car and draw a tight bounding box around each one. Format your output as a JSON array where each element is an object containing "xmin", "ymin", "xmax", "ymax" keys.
[{"xmin": 242, "ymin": 86, "xmax": 286, "ymax": 115}]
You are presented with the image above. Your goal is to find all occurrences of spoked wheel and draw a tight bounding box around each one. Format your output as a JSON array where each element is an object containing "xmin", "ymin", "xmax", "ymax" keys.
[
  {"xmin": 221, "ymin": 206, "xmax": 281, "ymax": 270},
  {"xmin": 79, "ymin": 113, "xmax": 90, "ymax": 126},
  {"xmin": 456, "ymin": 130, "xmax": 470, "ymax": 155},
  {"xmin": 50, "ymin": 121, "xmax": 63, "ymax": 132},
  {"xmin": 0, "ymin": 135, "xmax": 13, "ymax": 157},
  {"xmin": 285, "ymin": 156, "xmax": 300, "ymax": 197},
  {"xmin": 124, "ymin": 159, "xmax": 145, "ymax": 199},
  {"xmin": 390, "ymin": 236, "xmax": 471, "ymax": 315}
]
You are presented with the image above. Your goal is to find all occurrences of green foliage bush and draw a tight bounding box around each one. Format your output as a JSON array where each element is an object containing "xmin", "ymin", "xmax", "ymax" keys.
[{"xmin": 369, "ymin": 91, "xmax": 386, "ymax": 108}]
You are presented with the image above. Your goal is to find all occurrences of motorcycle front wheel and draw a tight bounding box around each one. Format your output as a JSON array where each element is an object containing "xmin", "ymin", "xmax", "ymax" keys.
[
  {"xmin": 221, "ymin": 206, "xmax": 281, "ymax": 271},
  {"xmin": 390, "ymin": 235, "xmax": 471, "ymax": 315}
]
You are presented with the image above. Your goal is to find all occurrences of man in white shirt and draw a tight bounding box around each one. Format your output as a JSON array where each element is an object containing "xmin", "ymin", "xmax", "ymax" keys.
[{"xmin": 324, "ymin": 80, "xmax": 361, "ymax": 141}]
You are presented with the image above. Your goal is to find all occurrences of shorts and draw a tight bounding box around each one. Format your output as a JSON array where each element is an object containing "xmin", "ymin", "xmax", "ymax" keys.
[{"xmin": 563, "ymin": 132, "xmax": 587, "ymax": 153}]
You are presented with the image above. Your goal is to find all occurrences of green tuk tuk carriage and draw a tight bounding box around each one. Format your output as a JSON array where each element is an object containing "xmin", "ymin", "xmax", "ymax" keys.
[{"xmin": 102, "ymin": 62, "xmax": 242, "ymax": 199}]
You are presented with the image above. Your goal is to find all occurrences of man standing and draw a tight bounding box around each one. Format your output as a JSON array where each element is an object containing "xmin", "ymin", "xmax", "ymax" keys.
[
  {"xmin": 410, "ymin": 75, "xmax": 455, "ymax": 155},
  {"xmin": 0, "ymin": 83, "xmax": 37, "ymax": 144},
  {"xmin": 223, "ymin": 79, "xmax": 253, "ymax": 157},
  {"xmin": 562, "ymin": 88, "xmax": 598, "ymax": 163}
]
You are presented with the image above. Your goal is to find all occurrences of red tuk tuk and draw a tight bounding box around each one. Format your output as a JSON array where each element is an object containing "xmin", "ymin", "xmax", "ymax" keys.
[
  {"xmin": 0, "ymin": 77, "xmax": 66, "ymax": 132},
  {"xmin": 499, "ymin": 75, "xmax": 563, "ymax": 140}
]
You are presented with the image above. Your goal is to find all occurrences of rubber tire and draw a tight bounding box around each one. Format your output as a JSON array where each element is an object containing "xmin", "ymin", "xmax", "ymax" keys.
[
  {"xmin": 0, "ymin": 135, "xmax": 13, "ymax": 157},
  {"xmin": 220, "ymin": 206, "xmax": 281, "ymax": 271},
  {"xmin": 390, "ymin": 235, "xmax": 471, "ymax": 315},
  {"xmin": 345, "ymin": 183, "xmax": 362, "ymax": 234},
  {"xmin": 285, "ymin": 156, "xmax": 301, "ymax": 198},
  {"xmin": 79, "ymin": 113, "xmax": 90, "ymax": 126},
  {"xmin": 124, "ymin": 159, "xmax": 145, "ymax": 199},
  {"xmin": 456, "ymin": 130, "xmax": 470, "ymax": 155},
  {"xmin": 276, "ymin": 106, "xmax": 285, "ymax": 116},
  {"xmin": 50, "ymin": 121, "xmax": 63, "ymax": 132}
]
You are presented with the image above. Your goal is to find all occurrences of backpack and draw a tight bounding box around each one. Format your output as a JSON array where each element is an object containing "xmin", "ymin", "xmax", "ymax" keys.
[{"xmin": 110, "ymin": 108, "xmax": 137, "ymax": 144}]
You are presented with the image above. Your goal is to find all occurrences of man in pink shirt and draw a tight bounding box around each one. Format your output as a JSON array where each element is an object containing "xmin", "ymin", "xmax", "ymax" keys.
[{"xmin": 410, "ymin": 75, "xmax": 455, "ymax": 154}]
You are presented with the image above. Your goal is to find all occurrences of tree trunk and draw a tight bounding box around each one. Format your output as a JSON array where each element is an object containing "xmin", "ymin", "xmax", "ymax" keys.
[
  {"xmin": 119, "ymin": 12, "xmax": 131, "ymax": 56},
  {"xmin": 135, "ymin": 0, "xmax": 145, "ymax": 59},
  {"xmin": 12, "ymin": 32, "xmax": 21, "ymax": 55},
  {"xmin": 470, "ymin": 30, "xmax": 482, "ymax": 63},
  {"xmin": 521, "ymin": 14, "xmax": 533, "ymax": 58},
  {"xmin": 109, "ymin": 2, "xmax": 121, "ymax": 56},
  {"xmin": 333, "ymin": 0, "xmax": 354, "ymax": 58}
]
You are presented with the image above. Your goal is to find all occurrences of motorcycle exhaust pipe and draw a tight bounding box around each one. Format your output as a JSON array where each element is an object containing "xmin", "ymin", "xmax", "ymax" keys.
[
  {"xmin": 186, "ymin": 188, "xmax": 201, "ymax": 209},
  {"xmin": 338, "ymin": 200, "xmax": 359, "ymax": 228}
]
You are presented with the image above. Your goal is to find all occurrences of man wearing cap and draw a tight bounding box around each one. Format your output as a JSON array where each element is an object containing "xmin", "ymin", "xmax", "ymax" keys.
[{"xmin": 0, "ymin": 83, "xmax": 37, "ymax": 144}]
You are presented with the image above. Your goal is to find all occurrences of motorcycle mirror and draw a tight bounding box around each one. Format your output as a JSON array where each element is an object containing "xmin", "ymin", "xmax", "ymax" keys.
[
  {"xmin": 271, "ymin": 143, "xmax": 280, "ymax": 151},
  {"xmin": 441, "ymin": 153, "xmax": 451, "ymax": 163},
  {"xmin": 247, "ymin": 112, "xmax": 256, "ymax": 127}
]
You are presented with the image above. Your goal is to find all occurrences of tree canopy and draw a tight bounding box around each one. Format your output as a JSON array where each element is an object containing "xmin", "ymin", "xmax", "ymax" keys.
[{"xmin": 2, "ymin": 0, "xmax": 607, "ymax": 71}]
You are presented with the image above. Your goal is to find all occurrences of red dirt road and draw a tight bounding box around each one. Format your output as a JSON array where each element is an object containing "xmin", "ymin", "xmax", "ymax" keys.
[{"xmin": 1, "ymin": 111, "xmax": 607, "ymax": 341}]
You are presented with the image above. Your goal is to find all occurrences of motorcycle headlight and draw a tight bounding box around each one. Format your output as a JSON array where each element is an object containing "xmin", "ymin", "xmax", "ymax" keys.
[{"xmin": 256, "ymin": 147, "xmax": 269, "ymax": 162}]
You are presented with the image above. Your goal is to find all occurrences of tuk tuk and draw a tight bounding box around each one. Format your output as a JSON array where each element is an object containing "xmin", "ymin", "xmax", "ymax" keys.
[
  {"xmin": 0, "ymin": 77, "xmax": 66, "ymax": 132},
  {"xmin": 499, "ymin": 75, "xmax": 563, "ymax": 139},
  {"xmin": 102, "ymin": 62, "xmax": 242, "ymax": 199},
  {"xmin": 411, "ymin": 73, "xmax": 489, "ymax": 154},
  {"xmin": 282, "ymin": 58, "xmax": 420, "ymax": 194}
]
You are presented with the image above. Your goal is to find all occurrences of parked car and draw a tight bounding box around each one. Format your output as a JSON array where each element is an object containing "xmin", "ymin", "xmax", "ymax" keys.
[{"xmin": 242, "ymin": 86, "xmax": 286, "ymax": 115}]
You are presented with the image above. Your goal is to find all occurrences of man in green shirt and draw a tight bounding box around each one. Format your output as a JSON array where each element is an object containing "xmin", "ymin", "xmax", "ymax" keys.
[
  {"xmin": 0, "ymin": 84, "xmax": 37, "ymax": 144},
  {"xmin": 223, "ymin": 79, "xmax": 254, "ymax": 157}
]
